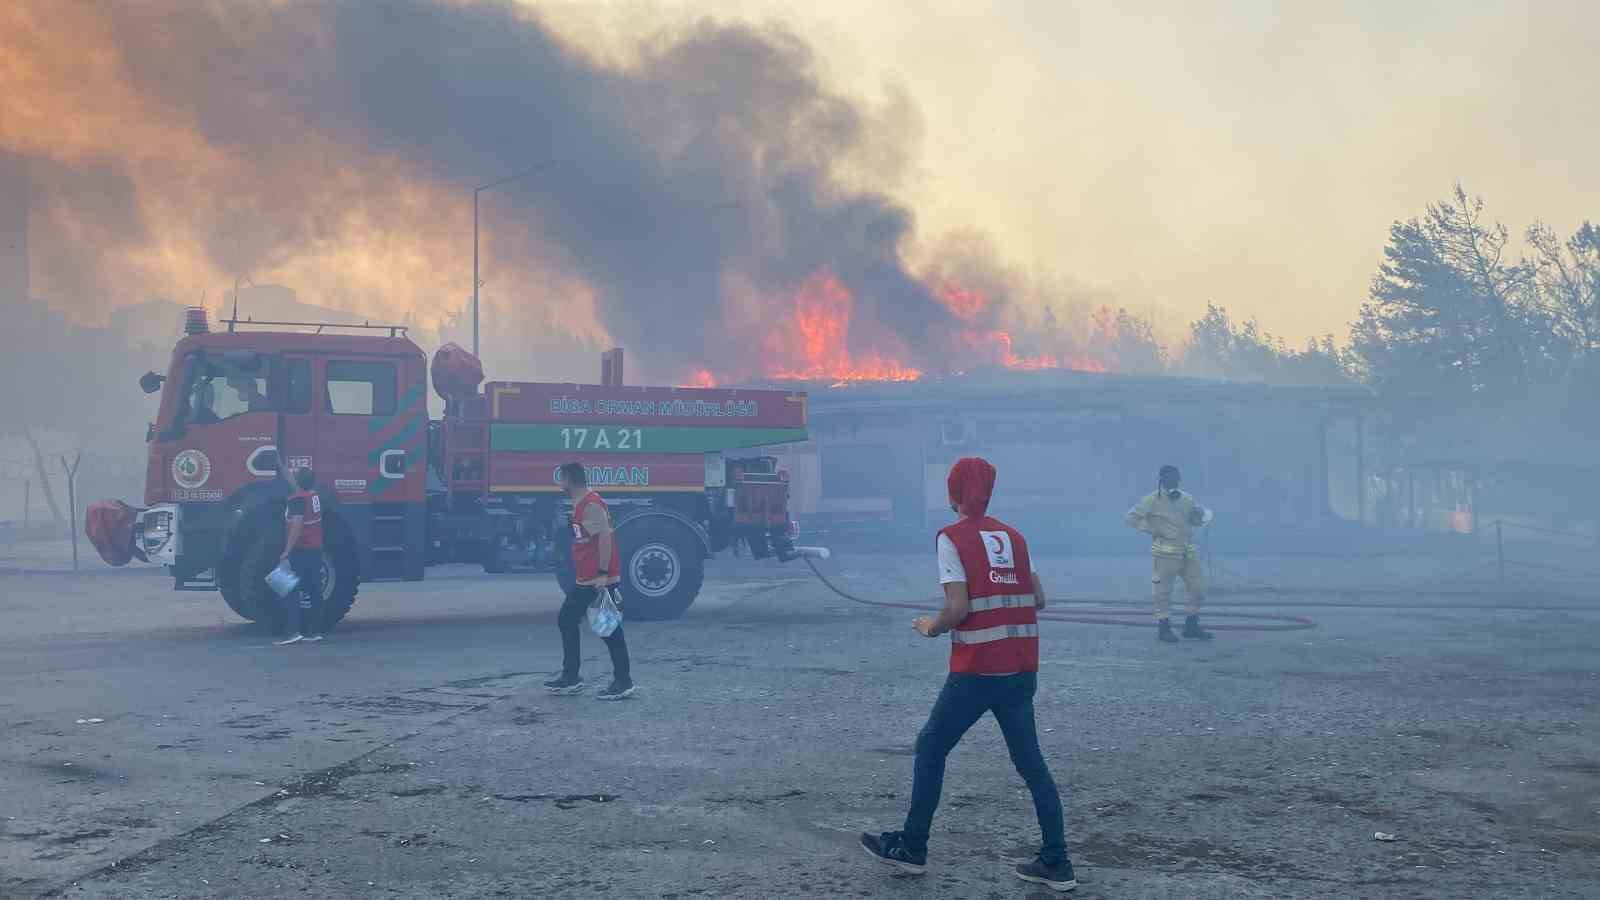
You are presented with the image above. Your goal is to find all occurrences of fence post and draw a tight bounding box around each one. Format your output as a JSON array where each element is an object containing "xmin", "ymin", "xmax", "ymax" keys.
[
  {"xmin": 1496, "ymin": 519, "xmax": 1504, "ymax": 587},
  {"xmin": 60, "ymin": 453, "xmax": 82, "ymax": 573}
]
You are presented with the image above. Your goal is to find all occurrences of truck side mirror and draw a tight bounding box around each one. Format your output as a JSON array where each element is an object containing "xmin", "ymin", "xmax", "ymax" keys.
[{"xmin": 139, "ymin": 371, "xmax": 166, "ymax": 394}]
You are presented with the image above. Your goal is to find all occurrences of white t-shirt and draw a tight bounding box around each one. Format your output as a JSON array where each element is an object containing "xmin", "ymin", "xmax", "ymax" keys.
[{"xmin": 936, "ymin": 533, "xmax": 1038, "ymax": 585}]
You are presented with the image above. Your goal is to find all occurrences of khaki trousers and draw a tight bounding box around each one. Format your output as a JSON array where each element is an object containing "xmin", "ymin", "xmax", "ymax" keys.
[{"xmin": 1151, "ymin": 554, "xmax": 1205, "ymax": 619}]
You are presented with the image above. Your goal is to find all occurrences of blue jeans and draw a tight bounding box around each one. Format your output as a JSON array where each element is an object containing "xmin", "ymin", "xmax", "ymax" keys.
[{"xmin": 903, "ymin": 672, "xmax": 1068, "ymax": 866}]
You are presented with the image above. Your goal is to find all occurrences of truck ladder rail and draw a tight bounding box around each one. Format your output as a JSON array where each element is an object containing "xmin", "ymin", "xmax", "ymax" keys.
[{"xmin": 222, "ymin": 317, "xmax": 409, "ymax": 337}]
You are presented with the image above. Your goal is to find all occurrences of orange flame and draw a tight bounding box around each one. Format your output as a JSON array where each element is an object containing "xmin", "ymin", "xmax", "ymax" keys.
[
  {"xmin": 681, "ymin": 273, "xmax": 1114, "ymax": 386},
  {"xmin": 939, "ymin": 285, "xmax": 1109, "ymax": 374},
  {"xmin": 939, "ymin": 284, "xmax": 986, "ymax": 322},
  {"xmin": 765, "ymin": 272, "xmax": 923, "ymax": 384}
]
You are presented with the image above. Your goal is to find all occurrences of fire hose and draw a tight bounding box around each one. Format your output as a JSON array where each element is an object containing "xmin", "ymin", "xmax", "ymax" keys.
[{"xmin": 800, "ymin": 556, "xmax": 1320, "ymax": 632}]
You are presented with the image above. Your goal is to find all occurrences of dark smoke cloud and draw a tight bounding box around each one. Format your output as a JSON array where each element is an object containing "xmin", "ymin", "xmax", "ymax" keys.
[
  {"xmin": 10, "ymin": 1, "xmax": 1139, "ymax": 383},
  {"xmin": 14, "ymin": 0, "xmax": 976, "ymax": 378}
]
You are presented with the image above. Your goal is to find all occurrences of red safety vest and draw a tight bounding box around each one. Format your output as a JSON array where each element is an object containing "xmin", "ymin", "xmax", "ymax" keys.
[
  {"xmin": 939, "ymin": 516, "xmax": 1038, "ymax": 674},
  {"xmin": 286, "ymin": 489, "xmax": 323, "ymax": 550},
  {"xmin": 571, "ymin": 491, "xmax": 621, "ymax": 585}
]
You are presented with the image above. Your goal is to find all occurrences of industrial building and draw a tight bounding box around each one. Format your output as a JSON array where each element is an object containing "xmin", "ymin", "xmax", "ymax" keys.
[{"xmin": 757, "ymin": 370, "xmax": 1382, "ymax": 550}]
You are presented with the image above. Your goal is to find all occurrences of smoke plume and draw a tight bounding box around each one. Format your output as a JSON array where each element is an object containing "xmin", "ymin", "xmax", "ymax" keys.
[{"xmin": 2, "ymin": 0, "xmax": 1107, "ymax": 383}]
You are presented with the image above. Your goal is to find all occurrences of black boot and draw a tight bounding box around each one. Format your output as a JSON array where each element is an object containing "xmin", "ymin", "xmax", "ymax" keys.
[
  {"xmin": 1157, "ymin": 618, "xmax": 1180, "ymax": 643},
  {"xmin": 1182, "ymin": 615, "xmax": 1214, "ymax": 640}
]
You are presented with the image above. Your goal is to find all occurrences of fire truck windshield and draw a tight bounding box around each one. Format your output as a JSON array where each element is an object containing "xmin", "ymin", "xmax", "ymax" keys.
[{"xmin": 168, "ymin": 353, "xmax": 275, "ymax": 433}]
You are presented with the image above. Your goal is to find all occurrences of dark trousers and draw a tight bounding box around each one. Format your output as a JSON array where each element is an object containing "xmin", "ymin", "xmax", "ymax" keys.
[
  {"xmin": 903, "ymin": 672, "xmax": 1068, "ymax": 865},
  {"xmin": 285, "ymin": 548, "xmax": 323, "ymax": 637},
  {"xmin": 558, "ymin": 585, "xmax": 630, "ymax": 682}
]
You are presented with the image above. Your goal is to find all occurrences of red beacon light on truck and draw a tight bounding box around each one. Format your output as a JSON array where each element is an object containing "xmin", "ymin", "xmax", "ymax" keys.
[{"xmin": 183, "ymin": 307, "xmax": 210, "ymax": 335}]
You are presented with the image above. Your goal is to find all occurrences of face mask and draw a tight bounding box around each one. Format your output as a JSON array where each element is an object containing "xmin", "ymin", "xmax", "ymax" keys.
[{"xmin": 1166, "ymin": 488, "xmax": 1181, "ymax": 500}]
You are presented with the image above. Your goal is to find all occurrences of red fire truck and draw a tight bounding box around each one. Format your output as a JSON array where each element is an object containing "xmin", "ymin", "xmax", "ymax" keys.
[{"xmin": 89, "ymin": 309, "xmax": 818, "ymax": 629}]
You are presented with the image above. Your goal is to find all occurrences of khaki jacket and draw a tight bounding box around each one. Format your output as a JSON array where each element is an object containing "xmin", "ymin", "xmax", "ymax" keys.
[{"xmin": 1125, "ymin": 490, "xmax": 1208, "ymax": 557}]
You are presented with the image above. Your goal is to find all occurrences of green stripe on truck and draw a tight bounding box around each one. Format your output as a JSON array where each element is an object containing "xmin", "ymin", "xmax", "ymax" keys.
[{"xmin": 489, "ymin": 424, "xmax": 809, "ymax": 454}]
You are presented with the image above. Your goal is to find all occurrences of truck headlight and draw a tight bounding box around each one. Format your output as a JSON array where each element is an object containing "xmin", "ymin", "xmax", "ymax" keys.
[
  {"xmin": 141, "ymin": 510, "xmax": 172, "ymax": 553},
  {"xmin": 137, "ymin": 506, "xmax": 180, "ymax": 561}
]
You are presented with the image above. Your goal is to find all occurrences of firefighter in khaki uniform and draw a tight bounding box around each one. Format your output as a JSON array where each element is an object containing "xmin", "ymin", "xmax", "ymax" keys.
[{"xmin": 1125, "ymin": 465, "xmax": 1214, "ymax": 643}]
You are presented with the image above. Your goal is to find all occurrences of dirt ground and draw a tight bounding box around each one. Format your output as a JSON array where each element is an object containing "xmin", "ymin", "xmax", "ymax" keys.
[{"xmin": 2, "ymin": 538, "xmax": 1598, "ymax": 898}]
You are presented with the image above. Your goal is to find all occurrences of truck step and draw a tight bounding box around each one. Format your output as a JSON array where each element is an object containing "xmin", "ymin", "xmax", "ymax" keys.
[{"xmin": 175, "ymin": 570, "xmax": 218, "ymax": 592}]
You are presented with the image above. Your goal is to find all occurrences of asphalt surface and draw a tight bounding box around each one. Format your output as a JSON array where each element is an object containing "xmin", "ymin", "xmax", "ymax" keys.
[{"xmin": 2, "ymin": 541, "xmax": 1599, "ymax": 898}]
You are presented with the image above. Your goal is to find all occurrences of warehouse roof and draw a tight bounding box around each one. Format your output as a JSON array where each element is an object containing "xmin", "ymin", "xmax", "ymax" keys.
[{"xmin": 739, "ymin": 369, "xmax": 1374, "ymax": 415}]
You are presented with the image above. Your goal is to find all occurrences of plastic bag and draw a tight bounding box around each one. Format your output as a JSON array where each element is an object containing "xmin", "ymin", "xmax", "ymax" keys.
[
  {"xmin": 587, "ymin": 586, "xmax": 623, "ymax": 638},
  {"xmin": 265, "ymin": 560, "xmax": 300, "ymax": 598}
]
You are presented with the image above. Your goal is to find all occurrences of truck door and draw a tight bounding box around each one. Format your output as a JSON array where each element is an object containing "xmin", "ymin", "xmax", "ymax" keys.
[
  {"xmin": 275, "ymin": 355, "xmax": 316, "ymax": 481},
  {"xmin": 319, "ymin": 358, "xmax": 400, "ymax": 503},
  {"xmin": 319, "ymin": 356, "xmax": 428, "ymax": 580}
]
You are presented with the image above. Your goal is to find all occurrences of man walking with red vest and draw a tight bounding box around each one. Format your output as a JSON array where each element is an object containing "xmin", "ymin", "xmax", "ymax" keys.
[
  {"xmin": 861, "ymin": 457, "xmax": 1075, "ymax": 892},
  {"xmin": 544, "ymin": 462, "xmax": 634, "ymax": 700},
  {"xmin": 275, "ymin": 465, "xmax": 324, "ymax": 646}
]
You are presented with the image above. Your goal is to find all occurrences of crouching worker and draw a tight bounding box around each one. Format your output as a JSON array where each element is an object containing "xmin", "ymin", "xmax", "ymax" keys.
[{"xmin": 861, "ymin": 456, "xmax": 1076, "ymax": 892}]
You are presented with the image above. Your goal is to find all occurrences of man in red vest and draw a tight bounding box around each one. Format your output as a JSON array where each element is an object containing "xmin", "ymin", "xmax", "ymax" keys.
[
  {"xmin": 861, "ymin": 457, "xmax": 1075, "ymax": 892},
  {"xmin": 275, "ymin": 465, "xmax": 324, "ymax": 646},
  {"xmin": 544, "ymin": 461, "xmax": 634, "ymax": 700}
]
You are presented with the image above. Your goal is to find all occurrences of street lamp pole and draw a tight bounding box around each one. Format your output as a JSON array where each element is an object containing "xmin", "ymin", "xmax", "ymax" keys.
[
  {"xmin": 473, "ymin": 188, "xmax": 479, "ymax": 356},
  {"xmin": 472, "ymin": 160, "xmax": 560, "ymax": 357}
]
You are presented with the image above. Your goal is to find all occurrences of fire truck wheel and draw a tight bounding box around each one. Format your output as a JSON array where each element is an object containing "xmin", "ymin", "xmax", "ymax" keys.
[
  {"xmin": 221, "ymin": 507, "xmax": 285, "ymax": 623},
  {"xmin": 234, "ymin": 517, "xmax": 361, "ymax": 632},
  {"xmin": 316, "ymin": 519, "xmax": 362, "ymax": 632},
  {"xmin": 616, "ymin": 518, "xmax": 704, "ymax": 621},
  {"xmin": 235, "ymin": 519, "xmax": 288, "ymax": 629}
]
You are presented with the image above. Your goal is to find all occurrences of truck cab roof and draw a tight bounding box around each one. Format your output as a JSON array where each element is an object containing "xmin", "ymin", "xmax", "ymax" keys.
[{"xmin": 173, "ymin": 330, "xmax": 424, "ymax": 359}]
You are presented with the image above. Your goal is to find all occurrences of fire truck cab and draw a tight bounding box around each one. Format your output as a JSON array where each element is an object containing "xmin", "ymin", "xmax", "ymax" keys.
[{"xmin": 134, "ymin": 310, "xmax": 426, "ymax": 625}]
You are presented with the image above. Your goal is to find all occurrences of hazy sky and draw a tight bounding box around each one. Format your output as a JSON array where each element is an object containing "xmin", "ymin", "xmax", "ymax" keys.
[{"xmin": 540, "ymin": 0, "xmax": 1600, "ymax": 343}]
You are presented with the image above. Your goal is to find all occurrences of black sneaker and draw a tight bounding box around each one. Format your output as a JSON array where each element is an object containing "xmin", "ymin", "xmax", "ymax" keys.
[
  {"xmin": 1157, "ymin": 618, "xmax": 1180, "ymax": 643},
  {"xmin": 596, "ymin": 680, "xmax": 635, "ymax": 701},
  {"xmin": 1182, "ymin": 615, "xmax": 1215, "ymax": 640},
  {"xmin": 1015, "ymin": 857, "xmax": 1077, "ymax": 892},
  {"xmin": 543, "ymin": 674, "xmax": 585, "ymax": 695},
  {"xmin": 859, "ymin": 831, "xmax": 926, "ymax": 875}
]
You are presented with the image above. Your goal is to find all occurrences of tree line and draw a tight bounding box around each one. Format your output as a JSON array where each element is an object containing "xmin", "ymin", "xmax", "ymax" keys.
[{"xmin": 1080, "ymin": 184, "xmax": 1599, "ymax": 410}]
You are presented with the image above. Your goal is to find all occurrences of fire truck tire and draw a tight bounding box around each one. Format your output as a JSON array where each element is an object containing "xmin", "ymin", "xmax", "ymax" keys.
[
  {"xmin": 616, "ymin": 518, "xmax": 704, "ymax": 621},
  {"xmin": 317, "ymin": 519, "xmax": 362, "ymax": 631},
  {"xmin": 232, "ymin": 516, "xmax": 361, "ymax": 632},
  {"xmin": 220, "ymin": 507, "xmax": 285, "ymax": 623}
]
